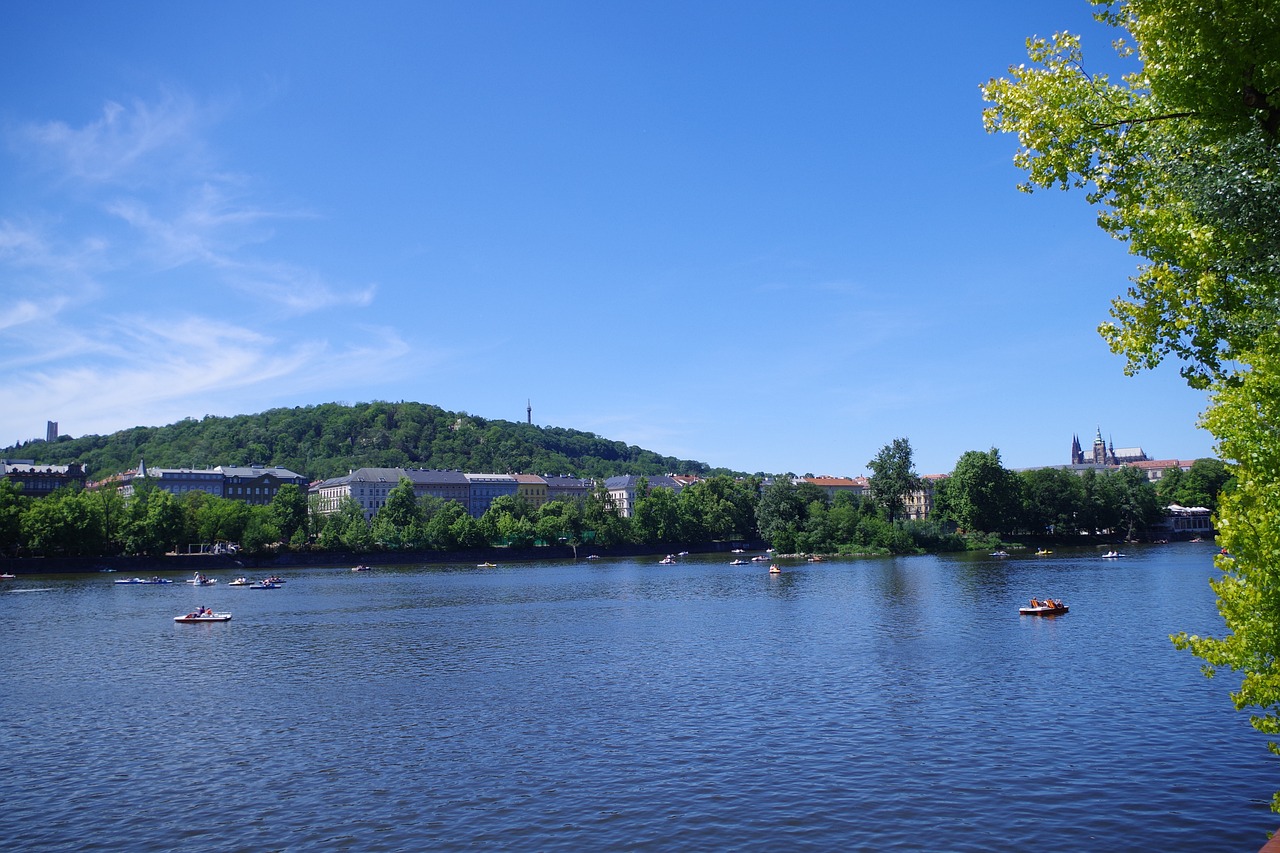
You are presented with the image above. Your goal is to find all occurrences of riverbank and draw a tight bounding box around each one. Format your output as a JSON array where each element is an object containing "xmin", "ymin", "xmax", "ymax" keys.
[{"xmin": 0, "ymin": 539, "xmax": 769, "ymax": 574}]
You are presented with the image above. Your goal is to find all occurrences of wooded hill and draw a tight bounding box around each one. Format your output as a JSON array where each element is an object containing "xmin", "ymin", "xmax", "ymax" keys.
[{"xmin": 7, "ymin": 401, "xmax": 740, "ymax": 482}]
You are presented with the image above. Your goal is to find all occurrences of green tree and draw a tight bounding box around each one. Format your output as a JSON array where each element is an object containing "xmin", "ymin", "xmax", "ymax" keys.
[
  {"xmin": 756, "ymin": 479, "xmax": 825, "ymax": 554},
  {"xmin": 21, "ymin": 488, "xmax": 107, "ymax": 557},
  {"xmin": 1080, "ymin": 468, "xmax": 1124, "ymax": 535},
  {"xmin": 984, "ymin": 0, "xmax": 1280, "ymax": 808},
  {"xmin": 867, "ymin": 438, "xmax": 921, "ymax": 525},
  {"xmin": 120, "ymin": 485, "xmax": 187, "ymax": 556},
  {"xmin": 1018, "ymin": 467, "xmax": 1085, "ymax": 534},
  {"xmin": 582, "ymin": 485, "xmax": 628, "ymax": 547},
  {"xmin": 271, "ymin": 484, "xmax": 310, "ymax": 545},
  {"xmin": 1179, "ymin": 458, "xmax": 1232, "ymax": 510},
  {"xmin": 982, "ymin": 3, "xmax": 1280, "ymax": 388},
  {"xmin": 241, "ymin": 505, "xmax": 282, "ymax": 555},
  {"xmin": 326, "ymin": 496, "xmax": 372, "ymax": 552},
  {"xmin": 632, "ymin": 486, "xmax": 682, "ymax": 544},
  {"xmin": 421, "ymin": 499, "xmax": 487, "ymax": 550},
  {"xmin": 1155, "ymin": 465, "xmax": 1187, "ymax": 506},
  {"xmin": 944, "ymin": 449, "xmax": 1020, "ymax": 535},
  {"xmin": 535, "ymin": 499, "xmax": 584, "ymax": 547},
  {"xmin": 1175, "ymin": 350, "xmax": 1280, "ymax": 806},
  {"xmin": 146, "ymin": 489, "xmax": 188, "ymax": 555},
  {"xmin": 188, "ymin": 494, "xmax": 251, "ymax": 547},
  {"xmin": 1110, "ymin": 466, "xmax": 1164, "ymax": 540},
  {"xmin": 372, "ymin": 478, "xmax": 424, "ymax": 549},
  {"xmin": 0, "ymin": 478, "xmax": 29, "ymax": 556}
]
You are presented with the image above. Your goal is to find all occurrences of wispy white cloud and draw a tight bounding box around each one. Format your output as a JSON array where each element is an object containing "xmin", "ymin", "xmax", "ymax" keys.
[
  {"xmin": 2, "ymin": 315, "xmax": 422, "ymax": 442},
  {"xmin": 7, "ymin": 94, "xmax": 372, "ymax": 315},
  {"xmin": 0, "ymin": 92, "xmax": 416, "ymax": 443},
  {"xmin": 19, "ymin": 93, "xmax": 209, "ymax": 188},
  {"xmin": 221, "ymin": 262, "xmax": 378, "ymax": 314}
]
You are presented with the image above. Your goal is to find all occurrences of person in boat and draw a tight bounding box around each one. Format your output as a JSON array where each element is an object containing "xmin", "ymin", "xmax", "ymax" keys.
[{"xmin": 1030, "ymin": 598, "xmax": 1040, "ymax": 608}]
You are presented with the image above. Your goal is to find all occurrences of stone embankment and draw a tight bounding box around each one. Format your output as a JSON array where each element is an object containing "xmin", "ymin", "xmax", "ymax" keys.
[{"xmin": 0, "ymin": 540, "xmax": 768, "ymax": 575}]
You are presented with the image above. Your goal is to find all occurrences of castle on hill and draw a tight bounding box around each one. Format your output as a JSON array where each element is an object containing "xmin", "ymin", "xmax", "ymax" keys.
[{"xmin": 1071, "ymin": 427, "xmax": 1148, "ymax": 467}]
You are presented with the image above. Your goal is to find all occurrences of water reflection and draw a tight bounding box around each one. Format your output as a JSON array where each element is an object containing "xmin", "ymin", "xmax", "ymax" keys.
[{"xmin": 0, "ymin": 543, "xmax": 1272, "ymax": 851}]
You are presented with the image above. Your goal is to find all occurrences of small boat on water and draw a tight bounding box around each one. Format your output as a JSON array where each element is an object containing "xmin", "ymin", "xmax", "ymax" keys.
[
  {"xmin": 585, "ymin": 555, "xmax": 600, "ymax": 560},
  {"xmin": 1, "ymin": 572, "xmax": 16, "ymax": 580},
  {"xmin": 769, "ymin": 564, "xmax": 782, "ymax": 574},
  {"xmin": 990, "ymin": 550, "xmax": 1010, "ymax": 558},
  {"xmin": 750, "ymin": 555, "xmax": 769, "ymax": 562},
  {"xmin": 351, "ymin": 565, "xmax": 371, "ymax": 572},
  {"xmin": 114, "ymin": 577, "xmax": 173, "ymax": 585},
  {"xmin": 1035, "ymin": 549, "xmax": 1053, "ymax": 556},
  {"xmin": 1101, "ymin": 550, "xmax": 1126, "ymax": 558},
  {"xmin": 658, "ymin": 556, "xmax": 676, "ymax": 565},
  {"xmin": 729, "ymin": 559, "xmax": 748, "ymax": 566},
  {"xmin": 248, "ymin": 580, "xmax": 280, "ymax": 589},
  {"xmin": 477, "ymin": 562, "xmax": 497, "ymax": 568},
  {"xmin": 186, "ymin": 573, "xmax": 217, "ymax": 586},
  {"xmin": 227, "ymin": 577, "xmax": 249, "ymax": 586},
  {"xmin": 731, "ymin": 548, "xmax": 745, "ymax": 554},
  {"xmin": 1019, "ymin": 598, "xmax": 1068, "ymax": 616},
  {"xmin": 807, "ymin": 555, "xmax": 825, "ymax": 563},
  {"xmin": 175, "ymin": 608, "xmax": 232, "ymax": 623}
]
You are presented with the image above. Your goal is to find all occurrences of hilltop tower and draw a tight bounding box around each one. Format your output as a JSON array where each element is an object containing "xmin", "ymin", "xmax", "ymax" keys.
[{"xmin": 527, "ymin": 399, "xmax": 532, "ymax": 425}]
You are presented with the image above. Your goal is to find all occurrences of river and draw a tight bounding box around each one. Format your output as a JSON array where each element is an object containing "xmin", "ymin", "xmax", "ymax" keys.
[{"xmin": 0, "ymin": 541, "xmax": 1273, "ymax": 851}]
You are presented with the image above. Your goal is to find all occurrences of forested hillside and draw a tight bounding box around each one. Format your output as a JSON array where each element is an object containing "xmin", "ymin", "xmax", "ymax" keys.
[{"xmin": 5, "ymin": 401, "xmax": 737, "ymax": 482}]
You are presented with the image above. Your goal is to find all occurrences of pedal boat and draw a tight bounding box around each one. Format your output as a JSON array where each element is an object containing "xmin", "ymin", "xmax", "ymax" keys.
[{"xmin": 175, "ymin": 611, "xmax": 232, "ymax": 623}]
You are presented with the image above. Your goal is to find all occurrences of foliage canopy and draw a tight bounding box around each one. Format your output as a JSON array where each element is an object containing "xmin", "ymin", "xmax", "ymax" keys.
[
  {"xmin": 984, "ymin": 0, "xmax": 1280, "ymax": 811},
  {"xmin": 4, "ymin": 401, "xmax": 735, "ymax": 482}
]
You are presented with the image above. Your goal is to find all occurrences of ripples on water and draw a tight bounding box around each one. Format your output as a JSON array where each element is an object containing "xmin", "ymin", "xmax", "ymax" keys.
[{"xmin": 0, "ymin": 544, "xmax": 1274, "ymax": 851}]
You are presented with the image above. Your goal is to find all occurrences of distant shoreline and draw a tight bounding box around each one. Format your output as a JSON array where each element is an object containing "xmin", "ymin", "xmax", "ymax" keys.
[{"xmin": 0, "ymin": 540, "xmax": 771, "ymax": 575}]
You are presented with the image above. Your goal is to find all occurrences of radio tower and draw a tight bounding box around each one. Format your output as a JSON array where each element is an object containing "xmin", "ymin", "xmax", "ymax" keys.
[{"xmin": 527, "ymin": 399, "xmax": 532, "ymax": 425}]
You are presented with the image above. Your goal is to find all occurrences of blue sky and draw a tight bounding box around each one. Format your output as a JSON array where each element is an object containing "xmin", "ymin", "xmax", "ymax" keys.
[{"xmin": 0, "ymin": 1, "xmax": 1216, "ymax": 477}]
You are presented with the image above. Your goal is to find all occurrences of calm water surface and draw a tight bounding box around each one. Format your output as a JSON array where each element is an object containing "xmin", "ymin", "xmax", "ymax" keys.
[{"xmin": 1, "ymin": 542, "xmax": 1275, "ymax": 851}]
